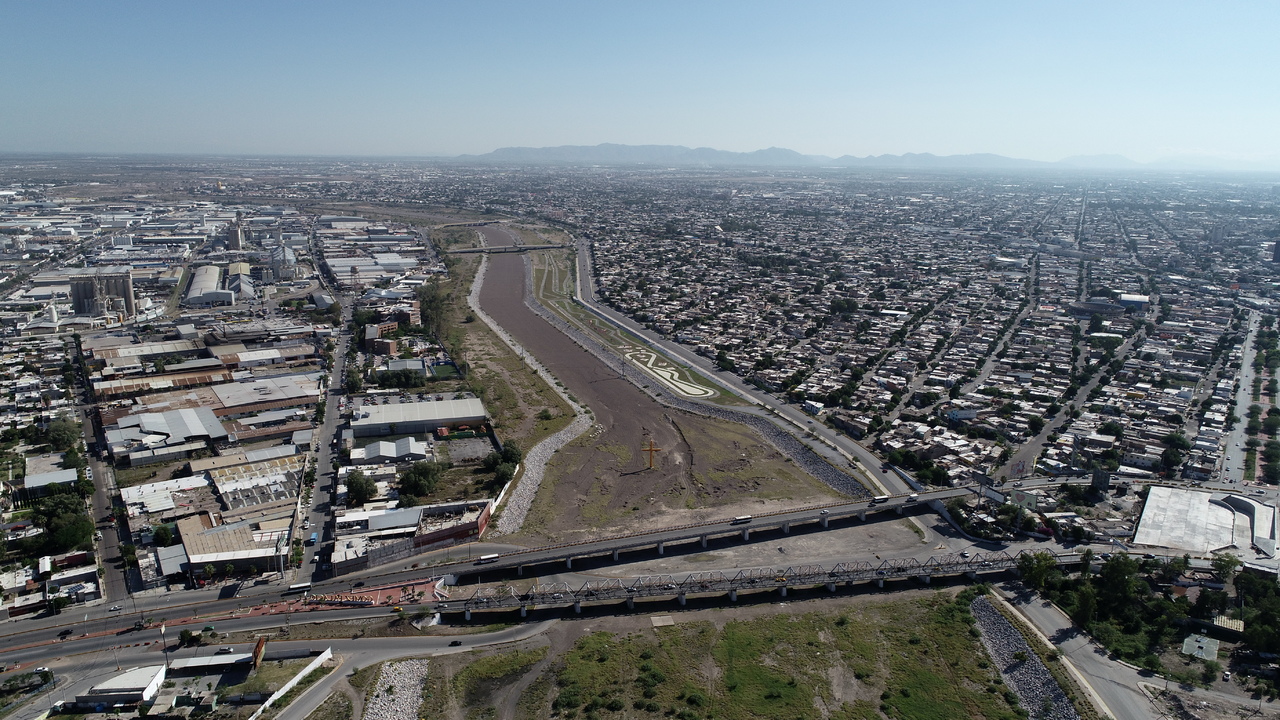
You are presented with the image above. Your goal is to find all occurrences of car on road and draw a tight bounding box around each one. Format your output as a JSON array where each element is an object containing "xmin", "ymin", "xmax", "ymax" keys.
[
  {"xmin": 960, "ymin": 551, "xmax": 971, "ymax": 558},
  {"xmin": 217, "ymin": 647, "xmax": 234, "ymax": 654},
  {"xmin": 392, "ymin": 606, "xmax": 402, "ymax": 612},
  {"xmin": 109, "ymin": 605, "xmax": 122, "ymax": 611},
  {"xmin": 448, "ymin": 640, "xmax": 463, "ymax": 647}
]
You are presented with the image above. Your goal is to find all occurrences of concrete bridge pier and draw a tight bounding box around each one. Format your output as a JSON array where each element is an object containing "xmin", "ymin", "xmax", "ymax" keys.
[
  {"xmin": 876, "ymin": 579, "xmax": 884, "ymax": 588},
  {"xmin": 700, "ymin": 535, "xmax": 707, "ymax": 548},
  {"xmin": 517, "ymin": 566, "xmax": 524, "ymax": 576},
  {"xmin": 741, "ymin": 528, "xmax": 751, "ymax": 541},
  {"xmin": 896, "ymin": 506, "xmax": 904, "ymax": 515},
  {"xmin": 566, "ymin": 557, "xmax": 573, "ymax": 569},
  {"xmin": 574, "ymin": 601, "xmax": 581, "ymax": 614},
  {"xmin": 520, "ymin": 606, "xmax": 527, "ymax": 617},
  {"xmin": 820, "ymin": 515, "xmax": 829, "ymax": 528},
  {"xmin": 920, "ymin": 575, "xmax": 931, "ymax": 584},
  {"xmin": 858, "ymin": 510, "xmax": 867, "ymax": 521},
  {"xmin": 779, "ymin": 586, "xmax": 788, "ymax": 597},
  {"xmin": 826, "ymin": 582, "xmax": 836, "ymax": 593},
  {"xmin": 657, "ymin": 542, "xmax": 665, "ymax": 556},
  {"xmin": 729, "ymin": 589, "xmax": 738, "ymax": 602},
  {"xmin": 464, "ymin": 609, "xmax": 472, "ymax": 621},
  {"xmin": 626, "ymin": 597, "xmax": 634, "ymax": 610},
  {"xmin": 678, "ymin": 593, "xmax": 686, "ymax": 606},
  {"xmin": 612, "ymin": 549, "xmax": 619, "ymax": 561},
  {"xmin": 966, "ymin": 571, "xmax": 977, "ymax": 580},
  {"xmin": 782, "ymin": 523, "xmax": 791, "ymax": 534}
]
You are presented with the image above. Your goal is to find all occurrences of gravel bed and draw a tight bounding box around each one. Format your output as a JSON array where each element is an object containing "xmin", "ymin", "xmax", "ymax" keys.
[
  {"xmin": 970, "ymin": 595, "xmax": 1080, "ymax": 720},
  {"xmin": 362, "ymin": 659, "xmax": 430, "ymax": 720}
]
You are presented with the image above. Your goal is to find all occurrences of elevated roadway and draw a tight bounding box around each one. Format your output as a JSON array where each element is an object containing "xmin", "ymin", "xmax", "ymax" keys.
[
  {"xmin": 431, "ymin": 488, "xmax": 969, "ymax": 580},
  {"xmin": 446, "ymin": 243, "xmax": 567, "ymax": 254},
  {"xmin": 447, "ymin": 548, "xmax": 1085, "ymax": 618}
]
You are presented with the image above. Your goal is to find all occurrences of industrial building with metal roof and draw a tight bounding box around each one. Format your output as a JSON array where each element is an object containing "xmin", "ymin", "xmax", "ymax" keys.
[{"xmin": 350, "ymin": 398, "xmax": 487, "ymax": 436}]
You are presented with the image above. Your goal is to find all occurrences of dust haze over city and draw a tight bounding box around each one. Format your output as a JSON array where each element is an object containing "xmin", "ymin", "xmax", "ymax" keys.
[{"xmin": 2, "ymin": 3, "xmax": 1280, "ymax": 720}]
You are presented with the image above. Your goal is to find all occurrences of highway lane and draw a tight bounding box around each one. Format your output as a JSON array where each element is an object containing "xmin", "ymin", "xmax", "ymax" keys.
[
  {"xmin": 423, "ymin": 488, "xmax": 969, "ymax": 580},
  {"xmin": 0, "ymin": 489, "xmax": 970, "ymax": 648},
  {"xmin": 0, "ymin": 490, "xmax": 953, "ymax": 629}
]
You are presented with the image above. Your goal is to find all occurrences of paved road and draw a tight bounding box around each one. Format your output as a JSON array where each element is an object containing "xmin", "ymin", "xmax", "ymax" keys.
[
  {"xmin": 997, "ymin": 583, "xmax": 1159, "ymax": 720},
  {"xmin": 1223, "ymin": 312, "xmax": 1261, "ymax": 484},
  {"xmin": 1004, "ymin": 325, "xmax": 1148, "ymax": 479},
  {"xmin": 77, "ymin": 402, "xmax": 129, "ymax": 602},
  {"xmin": 301, "ymin": 296, "xmax": 353, "ymax": 577},
  {"xmin": 6, "ymin": 613, "xmax": 556, "ymax": 720}
]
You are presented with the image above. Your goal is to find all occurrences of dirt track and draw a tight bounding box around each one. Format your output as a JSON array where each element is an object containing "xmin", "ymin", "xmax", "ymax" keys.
[{"xmin": 476, "ymin": 226, "xmax": 837, "ymax": 541}]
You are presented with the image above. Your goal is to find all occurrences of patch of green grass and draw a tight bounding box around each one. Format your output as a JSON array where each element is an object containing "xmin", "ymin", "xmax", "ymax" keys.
[
  {"xmin": 1246, "ymin": 448, "xmax": 1257, "ymax": 483},
  {"xmin": 544, "ymin": 594, "xmax": 1018, "ymax": 720},
  {"xmin": 222, "ymin": 659, "xmax": 313, "ymax": 696},
  {"xmin": 431, "ymin": 363, "xmax": 461, "ymax": 380},
  {"xmin": 903, "ymin": 519, "xmax": 926, "ymax": 540},
  {"xmin": 347, "ymin": 663, "xmax": 382, "ymax": 693},
  {"xmin": 302, "ymin": 691, "xmax": 352, "ymax": 720},
  {"xmin": 452, "ymin": 647, "xmax": 547, "ymax": 706},
  {"xmin": 262, "ymin": 666, "xmax": 332, "ymax": 719}
]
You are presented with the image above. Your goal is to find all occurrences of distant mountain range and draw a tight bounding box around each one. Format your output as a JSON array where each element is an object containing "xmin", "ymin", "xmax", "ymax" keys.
[{"xmin": 455, "ymin": 143, "xmax": 1279, "ymax": 172}]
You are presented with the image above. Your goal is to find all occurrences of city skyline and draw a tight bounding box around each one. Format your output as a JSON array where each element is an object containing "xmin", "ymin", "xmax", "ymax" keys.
[{"xmin": 4, "ymin": 1, "xmax": 1279, "ymax": 169}]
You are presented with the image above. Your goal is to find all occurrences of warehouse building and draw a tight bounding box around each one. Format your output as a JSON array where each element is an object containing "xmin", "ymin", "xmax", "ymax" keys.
[
  {"xmin": 183, "ymin": 265, "xmax": 234, "ymax": 306},
  {"xmin": 75, "ymin": 665, "xmax": 166, "ymax": 709},
  {"xmin": 350, "ymin": 398, "xmax": 487, "ymax": 437},
  {"xmin": 104, "ymin": 406, "xmax": 229, "ymax": 466}
]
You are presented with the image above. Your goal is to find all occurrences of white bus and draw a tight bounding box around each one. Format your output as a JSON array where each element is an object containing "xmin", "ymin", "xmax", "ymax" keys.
[
  {"xmin": 730, "ymin": 515, "xmax": 753, "ymax": 525},
  {"xmin": 283, "ymin": 582, "xmax": 312, "ymax": 596},
  {"xmin": 475, "ymin": 554, "xmax": 500, "ymax": 565}
]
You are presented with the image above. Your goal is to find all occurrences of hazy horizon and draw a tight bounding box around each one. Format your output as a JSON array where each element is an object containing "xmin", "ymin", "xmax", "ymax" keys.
[{"xmin": 4, "ymin": 1, "xmax": 1278, "ymax": 167}]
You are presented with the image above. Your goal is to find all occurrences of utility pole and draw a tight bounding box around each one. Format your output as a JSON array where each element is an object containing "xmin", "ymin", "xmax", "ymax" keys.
[{"xmin": 159, "ymin": 624, "xmax": 169, "ymax": 670}]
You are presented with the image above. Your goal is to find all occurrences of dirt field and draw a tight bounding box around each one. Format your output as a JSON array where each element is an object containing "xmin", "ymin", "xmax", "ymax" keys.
[{"xmin": 476, "ymin": 226, "xmax": 841, "ymax": 543}]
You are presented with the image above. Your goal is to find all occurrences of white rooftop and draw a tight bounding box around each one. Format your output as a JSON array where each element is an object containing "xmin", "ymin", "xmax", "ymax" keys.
[{"xmin": 1134, "ymin": 485, "xmax": 1236, "ymax": 553}]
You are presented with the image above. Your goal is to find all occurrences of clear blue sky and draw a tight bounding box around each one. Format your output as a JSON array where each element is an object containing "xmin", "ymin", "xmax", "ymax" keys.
[{"xmin": 4, "ymin": 1, "xmax": 1277, "ymax": 164}]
